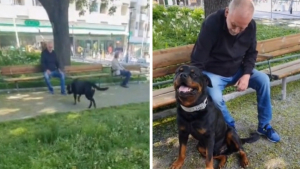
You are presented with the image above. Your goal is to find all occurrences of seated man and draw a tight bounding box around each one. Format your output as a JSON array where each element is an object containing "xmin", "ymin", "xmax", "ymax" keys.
[
  {"xmin": 111, "ymin": 52, "xmax": 131, "ymax": 88},
  {"xmin": 41, "ymin": 41, "xmax": 66, "ymax": 95},
  {"xmin": 191, "ymin": 0, "xmax": 280, "ymax": 142}
]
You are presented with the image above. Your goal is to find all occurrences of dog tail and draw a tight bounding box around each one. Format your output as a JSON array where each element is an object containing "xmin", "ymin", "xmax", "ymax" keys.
[
  {"xmin": 241, "ymin": 132, "xmax": 260, "ymax": 144},
  {"xmin": 90, "ymin": 82, "xmax": 109, "ymax": 91}
]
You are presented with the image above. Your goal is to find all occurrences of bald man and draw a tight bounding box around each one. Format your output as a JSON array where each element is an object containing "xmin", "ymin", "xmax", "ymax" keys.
[
  {"xmin": 41, "ymin": 41, "xmax": 66, "ymax": 95},
  {"xmin": 191, "ymin": 0, "xmax": 280, "ymax": 143}
]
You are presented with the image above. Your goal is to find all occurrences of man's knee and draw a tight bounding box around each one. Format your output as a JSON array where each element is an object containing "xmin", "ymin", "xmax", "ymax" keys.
[
  {"xmin": 59, "ymin": 72, "xmax": 65, "ymax": 79},
  {"xmin": 43, "ymin": 72, "xmax": 50, "ymax": 79},
  {"xmin": 253, "ymin": 70, "xmax": 270, "ymax": 86}
]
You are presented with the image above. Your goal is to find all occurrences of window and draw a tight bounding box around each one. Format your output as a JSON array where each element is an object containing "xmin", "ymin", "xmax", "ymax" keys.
[
  {"xmin": 13, "ymin": 0, "xmax": 24, "ymax": 5},
  {"xmin": 121, "ymin": 4, "xmax": 128, "ymax": 16},
  {"xmin": 35, "ymin": 0, "xmax": 42, "ymax": 6},
  {"xmin": 100, "ymin": 2, "xmax": 107, "ymax": 14},
  {"xmin": 89, "ymin": 0, "xmax": 98, "ymax": 13}
]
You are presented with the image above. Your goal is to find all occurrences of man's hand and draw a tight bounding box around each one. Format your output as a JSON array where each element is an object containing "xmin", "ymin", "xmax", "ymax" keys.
[
  {"xmin": 234, "ymin": 74, "xmax": 250, "ymax": 91},
  {"xmin": 46, "ymin": 70, "xmax": 51, "ymax": 75}
]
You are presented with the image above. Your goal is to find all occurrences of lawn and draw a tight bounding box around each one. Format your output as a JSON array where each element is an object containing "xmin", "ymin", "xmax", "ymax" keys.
[
  {"xmin": 0, "ymin": 102, "xmax": 150, "ymax": 169},
  {"xmin": 153, "ymin": 80, "xmax": 300, "ymax": 168}
]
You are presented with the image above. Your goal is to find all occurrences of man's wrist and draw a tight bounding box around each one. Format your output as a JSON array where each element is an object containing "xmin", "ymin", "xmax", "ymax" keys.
[{"xmin": 242, "ymin": 74, "xmax": 251, "ymax": 79}]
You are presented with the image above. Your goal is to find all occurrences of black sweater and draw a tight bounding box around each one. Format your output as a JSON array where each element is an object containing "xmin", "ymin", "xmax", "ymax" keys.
[
  {"xmin": 41, "ymin": 50, "xmax": 59, "ymax": 72},
  {"xmin": 190, "ymin": 9, "xmax": 258, "ymax": 77}
]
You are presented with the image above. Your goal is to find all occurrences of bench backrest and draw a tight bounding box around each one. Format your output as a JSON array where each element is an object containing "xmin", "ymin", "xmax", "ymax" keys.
[
  {"xmin": 110, "ymin": 64, "xmax": 142, "ymax": 73},
  {"xmin": 1, "ymin": 65, "xmax": 42, "ymax": 75},
  {"xmin": 257, "ymin": 33, "xmax": 300, "ymax": 54},
  {"xmin": 153, "ymin": 33, "xmax": 300, "ymax": 79},
  {"xmin": 65, "ymin": 64, "xmax": 103, "ymax": 74}
]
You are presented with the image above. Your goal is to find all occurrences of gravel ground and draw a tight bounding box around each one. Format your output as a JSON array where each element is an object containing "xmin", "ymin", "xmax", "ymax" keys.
[{"xmin": 153, "ymin": 80, "xmax": 300, "ymax": 169}]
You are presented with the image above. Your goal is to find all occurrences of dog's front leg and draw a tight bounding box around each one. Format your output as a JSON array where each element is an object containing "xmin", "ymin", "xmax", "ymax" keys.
[
  {"xmin": 73, "ymin": 94, "xmax": 77, "ymax": 105},
  {"xmin": 170, "ymin": 130, "xmax": 189, "ymax": 169},
  {"xmin": 205, "ymin": 135, "xmax": 215, "ymax": 169}
]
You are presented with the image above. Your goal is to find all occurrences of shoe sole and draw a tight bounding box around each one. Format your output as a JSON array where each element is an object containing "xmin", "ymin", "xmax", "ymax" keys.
[{"xmin": 256, "ymin": 130, "xmax": 279, "ymax": 143}]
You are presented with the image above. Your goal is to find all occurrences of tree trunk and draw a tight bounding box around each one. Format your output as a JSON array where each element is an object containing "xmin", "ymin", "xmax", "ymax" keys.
[
  {"xmin": 39, "ymin": 0, "xmax": 71, "ymax": 70},
  {"xmin": 204, "ymin": 0, "xmax": 231, "ymax": 18}
]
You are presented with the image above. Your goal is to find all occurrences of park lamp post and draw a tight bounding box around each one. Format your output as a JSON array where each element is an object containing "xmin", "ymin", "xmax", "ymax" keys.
[{"xmin": 126, "ymin": 6, "xmax": 135, "ymax": 63}]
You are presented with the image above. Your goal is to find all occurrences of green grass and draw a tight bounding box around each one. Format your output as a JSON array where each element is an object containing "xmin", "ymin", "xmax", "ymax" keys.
[{"xmin": 0, "ymin": 102, "xmax": 150, "ymax": 169}]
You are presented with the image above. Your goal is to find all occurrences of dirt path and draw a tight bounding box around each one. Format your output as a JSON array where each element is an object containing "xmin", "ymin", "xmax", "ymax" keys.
[
  {"xmin": 0, "ymin": 83, "xmax": 149, "ymax": 122},
  {"xmin": 153, "ymin": 81, "xmax": 300, "ymax": 169}
]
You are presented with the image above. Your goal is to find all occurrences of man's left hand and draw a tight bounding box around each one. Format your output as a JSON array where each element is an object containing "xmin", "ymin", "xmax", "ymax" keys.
[{"xmin": 234, "ymin": 74, "xmax": 250, "ymax": 91}]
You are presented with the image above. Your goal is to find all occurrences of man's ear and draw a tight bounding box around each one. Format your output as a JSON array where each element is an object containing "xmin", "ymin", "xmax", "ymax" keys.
[
  {"xmin": 225, "ymin": 7, "xmax": 229, "ymax": 17},
  {"xmin": 203, "ymin": 74, "xmax": 213, "ymax": 87}
]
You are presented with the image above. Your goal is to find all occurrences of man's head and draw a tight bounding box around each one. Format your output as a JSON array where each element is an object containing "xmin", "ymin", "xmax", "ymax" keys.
[
  {"xmin": 114, "ymin": 52, "xmax": 119, "ymax": 59},
  {"xmin": 47, "ymin": 41, "xmax": 53, "ymax": 52},
  {"xmin": 225, "ymin": 0, "xmax": 255, "ymax": 36}
]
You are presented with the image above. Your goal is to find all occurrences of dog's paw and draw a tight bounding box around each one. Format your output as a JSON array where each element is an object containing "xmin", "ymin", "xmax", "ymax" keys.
[
  {"xmin": 240, "ymin": 159, "xmax": 249, "ymax": 168},
  {"xmin": 170, "ymin": 160, "xmax": 184, "ymax": 169}
]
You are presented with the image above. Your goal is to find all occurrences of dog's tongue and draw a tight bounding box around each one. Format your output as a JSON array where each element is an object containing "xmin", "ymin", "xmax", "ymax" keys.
[{"xmin": 178, "ymin": 86, "xmax": 192, "ymax": 92}]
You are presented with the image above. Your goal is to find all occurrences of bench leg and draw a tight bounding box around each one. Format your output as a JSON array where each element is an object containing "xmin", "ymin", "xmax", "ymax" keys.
[
  {"xmin": 281, "ymin": 77, "xmax": 287, "ymax": 100},
  {"xmin": 15, "ymin": 82, "xmax": 19, "ymax": 92},
  {"xmin": 6, "ymin": 83, "xmax": 9, "ymax": 94}
]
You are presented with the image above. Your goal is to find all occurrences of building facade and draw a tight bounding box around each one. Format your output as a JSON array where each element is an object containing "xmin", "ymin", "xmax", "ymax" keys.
[
  {"xmin": 0, "ymin": 0, "xmax": 149, "ymax": 59},
  {"xmin": 128, "ymin": 0, "xmax": 150, "ymax": 59}
]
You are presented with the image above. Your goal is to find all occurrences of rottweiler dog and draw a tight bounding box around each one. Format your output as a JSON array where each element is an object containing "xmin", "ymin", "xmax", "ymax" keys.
[
  {"xmin": 66, "ymin": 79, "xmax": 109, "ymax": 109},
  {"xmin": 171, "ymin": 65, "xmax": 260, "ymax": 169}
]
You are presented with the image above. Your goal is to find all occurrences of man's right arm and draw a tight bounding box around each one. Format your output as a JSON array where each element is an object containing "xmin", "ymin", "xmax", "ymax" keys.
[
  {"xmin": 190, "ymin": 20, "xmax": 218, "ymax": 70},
  {"xmin": 41, "ymin": 51, "xmax": 48, "ymax": 72}
]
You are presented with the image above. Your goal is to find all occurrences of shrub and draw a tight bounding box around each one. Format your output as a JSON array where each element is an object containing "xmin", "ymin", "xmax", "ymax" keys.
[{"xmin": 0, "ymin": 50, "xmax": 41, "ymax": 66}]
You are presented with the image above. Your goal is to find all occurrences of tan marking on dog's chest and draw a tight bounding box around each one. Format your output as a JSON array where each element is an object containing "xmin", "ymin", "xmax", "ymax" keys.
[
  {"xmin": 197, "ymin": 128, "xmax": 206, "ymax": 134},
  {"xmin": 179, "ymin": 126, "xmax": 185, "ymax": 130}
]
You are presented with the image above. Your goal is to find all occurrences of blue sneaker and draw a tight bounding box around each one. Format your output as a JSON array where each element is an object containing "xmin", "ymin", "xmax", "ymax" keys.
[
  {"xmin": 49, "ymin": 91, "xmax": 54, "ymax": 94},
  {"xmin": 257, "ymin": 124, "xmax": 280, "ymax": 143}
]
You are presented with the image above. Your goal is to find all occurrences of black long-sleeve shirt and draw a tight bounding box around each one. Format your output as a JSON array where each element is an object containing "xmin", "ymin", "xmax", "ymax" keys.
[
  {"xmin": 190, "ymin": 9, "xmax": 258, "ymax": 77},
  {"xmin": 41, "ymin": 49, "xmax": 60, "ymax": 72}
]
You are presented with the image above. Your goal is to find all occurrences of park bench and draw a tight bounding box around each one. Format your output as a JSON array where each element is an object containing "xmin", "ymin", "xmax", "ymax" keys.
[
  {"xmin": 110, "ymin": 64, "xmax": 148, "ymax": 84},
  {"xmin": 153, "ymin": 33, "xmax": 300, "ymax": 110},
  {"xmin": 0, "ymin": 64, "xmax": 109, "ymax": 90}
]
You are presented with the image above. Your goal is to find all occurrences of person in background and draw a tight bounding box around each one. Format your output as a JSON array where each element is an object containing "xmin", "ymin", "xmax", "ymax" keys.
[
  {"xmin": 41, "ymin": 41, "xmax": 66, "ymax": 95},
  {"xmin": 111, "ymin": 52, "xmax": 131, "ymax": 88}
]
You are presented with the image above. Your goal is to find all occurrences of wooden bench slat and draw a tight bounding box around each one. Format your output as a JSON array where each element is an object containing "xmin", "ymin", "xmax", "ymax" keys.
[
  {"xmin": 3, "ymin": 76, "xmax": 43, "ymax": 82},
  {"xmin": 256, "ymin": 33, "xmax": 300, "ymax": 53},
  {"xmin": 1, "ymin": 65, "xmax": 42, "ymax": 75},
  {"xmin": 257, "ymin": 35, "xmax": 300, "ymax": 53},
  {"xmin": 153, "ymin": 64, "xmax": 185, "ymax": 78},
  {"xmin": 153, "ymin": 50, "xmax": 192, "ymax": 69},
  {"xmin": 153, "ymin": 86, "xmax": 174, "ymax": 97},
  {"xmin": 261, "ymin": 59, "xmax": 300, "ymax": 74},
  {"xmin": 269, "ymin": 61, "xmax": 300, "ymax": 80},
  {"xmin": 68, "ymin": 73, "xmax": 110, "ymax": 79},
  {"xmin": 153, "ymin": 44, "xmax": 194, "ymax": 56},
  {"xmin": 153, "ymin": 91, "xmax": 176, "ymax": 109}
]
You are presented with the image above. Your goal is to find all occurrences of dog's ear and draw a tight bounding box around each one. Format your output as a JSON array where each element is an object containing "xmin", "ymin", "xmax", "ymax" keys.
[{"xmin": 203, "ymin": 74, "xmax": 213, "ymax": 87}]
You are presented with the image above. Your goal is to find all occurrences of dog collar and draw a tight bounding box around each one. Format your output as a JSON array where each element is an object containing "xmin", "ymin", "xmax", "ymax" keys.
[{"xmin": 180, "ymin": 97, "xmax": 208, "ymax": 112}]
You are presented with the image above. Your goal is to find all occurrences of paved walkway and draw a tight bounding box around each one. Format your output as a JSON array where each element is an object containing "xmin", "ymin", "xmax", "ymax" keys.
[{"xmin": 0, "ymin": 83, "xmax": 149, "ymax": 122}]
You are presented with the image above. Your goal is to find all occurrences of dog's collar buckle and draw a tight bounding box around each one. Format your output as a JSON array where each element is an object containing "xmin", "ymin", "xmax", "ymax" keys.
[{"xmin": 180, "ymin": 97, "xmax": 208, "ymax": 112}]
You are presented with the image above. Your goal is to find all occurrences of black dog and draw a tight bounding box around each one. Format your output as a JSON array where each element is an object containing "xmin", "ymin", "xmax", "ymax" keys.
[
  {"xmin": 171, "ymin": 65, "xmax": 259, "ymax": 169},
  {"xmin": 66, "ymin": 79, "xmax": 109, "ymax": 109}
]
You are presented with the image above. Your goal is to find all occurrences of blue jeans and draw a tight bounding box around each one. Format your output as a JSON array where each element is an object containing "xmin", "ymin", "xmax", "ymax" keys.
[
  {"xmin": 203, "ymin": 68, "xmax": 272, "ymax": 128},
  {"xmin": 43, "ymin": 70, "xmax": 66, "ymax": 93},
  {"xmin": 120, "ymin": 70, "xmax": 131, "ymax": 86}
]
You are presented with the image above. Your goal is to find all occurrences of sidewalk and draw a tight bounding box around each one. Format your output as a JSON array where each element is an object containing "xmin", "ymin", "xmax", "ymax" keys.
[{"xmin": 0, "ymin": 83, "xmax": 149, "ymax": 122}]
